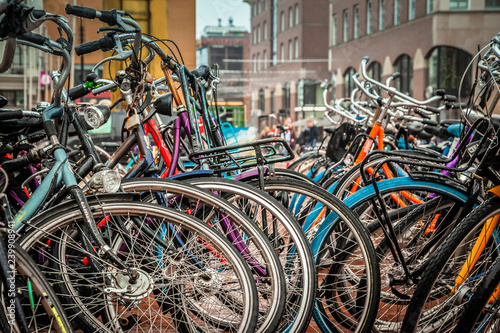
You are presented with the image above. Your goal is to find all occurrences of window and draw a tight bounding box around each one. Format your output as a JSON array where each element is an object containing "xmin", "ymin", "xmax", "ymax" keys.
[
  {"xmin": 344, "ymin": 67, "xmax": 356, "ymax": 96},
  {"xmin": 257, "ymin": 24, "xmax": 261, "ymax": 43},
  {"xmin": 332, "ymin": 14, "xmax": 337, "ymax": 45},
  {"xmin": 263, "ymin": 50, "xmax": 267, "ymax": 68},
  {"xmin": 259, "ymin": 88, "xmax": 265, "ymax": 112},
  {"xmin": 366, "ymin": 0, "xmax": 372, "ymax": 34},
  {"xmin": 252, "ymin": 4, "xmax": 256, "ymax": 17},
  {"xmin": 394, "ymin": 0, "xmax": 400, "ymax": 24},
  {"xmin": 409, "ymin": 0, "xmax": 416, "ymax": 20},
  {"xmin": 393, "ymin": 54, "xmax": 413, "ymax": 95},
  {"xmin": 427, "ymin": 46, "xmax": 472, "ymax": 99},
  {"xmin": 280, "ymin": 43, "xmax": 284, "ymax": 62},
  {"xmin": 252, "ymin": 54, "xmax": 256, "ymax": 72},
  {"xmin": 379, "ymin": 0, "xmax": 384, "ymax": 30},
  {"xmin": 427, "ymin": 0, "xmax": 434, "ymax": 13},
  {"xmin": 0, "ymin": 90, "xmax": 24, "ymax": 107},
  {"xmin": 281, "ymin": 11, "xmax": 285, "ymax": 31},
  {"xmin": 289, "ymin": 7, "xmax": 293, "ymax": 28},
  {"xmin": 354, "ymin": 5, "xmax": 359, "ymax": 38},
  {"xmin": 257, "ymin": 53, "xmax": 260, "ymax": 71},
  {"xmin": 282, "ymin": 83, "xmax": 290, "ymax": 113},
  {"xmin": 295, "ymin": 37, "xmax": 299, "ymax": 58},
  {"xmin": 264, "ymin": 21, "xmax": 267, "ymax": 40},
  {"xmin": 289, "ymin": 39, "xmax": 293, "ymax": 60},
  {"xmin": 486, "ymin": 0, "xmax": 500, "ymax": 8},
  {"xmin": 258, "ymin": 0, "xmax": 262, "ymax": 14},
  {"xmin": 253, "ymin": 27, "xmax": 256, "ymax": 44},
  {"xmin": 270, "ymin": 90, "xmax": 275, "ymax": 114},
  {"xmin": 295, "ymin": 4, "xmax": 299, "ymax": 25},
  {"xmin": 449, "ymin": 0, "xmax": 468, "ymax": 9},
  {"xmin": 303, "ymin": 81, "xmax": 317, "ymax": 105},
  {"xmin": 343, "ymin": 9, "xmax": 348, "ymax": 42}
]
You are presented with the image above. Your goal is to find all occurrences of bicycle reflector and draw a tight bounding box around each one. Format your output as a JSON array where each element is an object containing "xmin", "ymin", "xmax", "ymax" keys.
[
  {"xmin": 90, "ymin": 170, "xmax": 121, "ymax": 193},
  {"xmin": 84, "ymin": 104, "xmax": 111, "ymax": 129}
]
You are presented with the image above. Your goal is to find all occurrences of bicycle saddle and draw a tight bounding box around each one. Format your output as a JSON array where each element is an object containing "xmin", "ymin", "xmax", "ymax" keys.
[{"xmin": 407, "ymin": 122, "xmax": 424, "ymax": 136}]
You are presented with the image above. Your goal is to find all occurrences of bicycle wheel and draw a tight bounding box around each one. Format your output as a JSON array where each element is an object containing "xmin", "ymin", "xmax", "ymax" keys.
[
  {"xmin": 453, "ymin": 253, "xmax": 500, "ymax": 333},
  {"xmin": 245, "ymin": 178, "xmax": 380, "ymax": 333},
  {"xmin": 18, "ymin": 200, "xmax": 259, "ymax": 333},
  {"xmin": 121, "ymin": 177, "xmax": 286, "ymax": 333},
  {"xmin": 184, "ymin": 177, "xmax": 316, "ymax": 333},
  {"xmin": 0, "ymin": 239, "xmax": 73, "ymax": 333},
  {"xmin": 322, "ymin": 176, "xmax": 474, "ymax": 331},
  {"xmin": 401, "ymin": 196, "xmax": 500, "ymax": 333}
]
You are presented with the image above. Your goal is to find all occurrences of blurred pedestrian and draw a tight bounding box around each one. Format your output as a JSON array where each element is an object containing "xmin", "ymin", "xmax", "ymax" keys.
[{"xmin": 298, "ymin": 120, "xmax": 319, "ymax": 148}]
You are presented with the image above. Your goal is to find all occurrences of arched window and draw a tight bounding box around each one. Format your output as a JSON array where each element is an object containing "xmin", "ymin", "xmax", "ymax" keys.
[
  {"xmin": 259, "ymin": 88, "xmax": 265, "ymax": 112},
  {"xmin": 367, "ymin": 61, "xmax": 382, "ymax": 82},
  {"xmin": 344, "ymin": 67, "xmax": 356, "ymax": 97},
  {"xmin": 393, "ymin": 54, "xmax": 413, "ymax": 95},
  {"xmin": 427, "ymin": 46, "xmax": 472, "ymax": 98}
]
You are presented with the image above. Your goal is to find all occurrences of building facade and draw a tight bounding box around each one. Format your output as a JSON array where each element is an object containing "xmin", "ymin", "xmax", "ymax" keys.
[
  {"xmin": 197, "ymin": 19, "xmax": 249, "ymax": 127},
  {"xmin": 0, "ymin": 0, "xmax": 196, "ymax": 108},
  {"xmin": 329, "ymin": 0, "xmax": 500, "ymax": 118},
  {"xmin": 245, "ymin": 0, "xmax": 330, "ymax": 128}
]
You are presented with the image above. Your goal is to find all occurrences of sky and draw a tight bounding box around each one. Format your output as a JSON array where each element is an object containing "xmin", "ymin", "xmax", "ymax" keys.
[{"xmin": 196, "ymin": 0, "xmax": 251, "ymax": 39}]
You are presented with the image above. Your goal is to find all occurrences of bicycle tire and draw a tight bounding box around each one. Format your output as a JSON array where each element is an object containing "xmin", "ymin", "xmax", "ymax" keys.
[
  {"xmin": 401, "ymin": 196, "xmax": 500, "ymax": 333},
  {"xmin": 245, "ymin": 178, "xmax": 381, "ymax": 333},
  {"xmin": 184, "ymin": 177, "xmax": 316, "ymax": 333},
  {"xmin": 121, "ymin": 177, "xmax": 286, "ymax": 333},
  {"xmin": 453, "ymin": 251, "xmax": 500, "ymax": 333},
  {"xmin": 316, "ymin": 177, "xmax": 474, "ymax": 331},
  {"xmin": 0, "ymin": 239, "xmax": 73, "ymax": 333},
  {"xmin": 17, "ymin": 200, "xmax": 259, "ymax": 333}
]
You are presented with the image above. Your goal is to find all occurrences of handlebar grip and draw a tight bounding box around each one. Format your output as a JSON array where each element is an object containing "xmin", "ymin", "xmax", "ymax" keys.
[
  {"xmin": 414, "ymin": 109, "xmax": 431, "ymax": 119},
  {"xmin": 422, "ymin": 119, "xmax": 438, "ymax": 126},
  {"xmin": 18, "ymin": 32, "xmax": 48, "ymax": 46},
  {"xmin": 443, "ymin": 94, "xmax": 457, "ymax": 102},
  {"xmin": 362, "ymin": 56, "xmax": 370, "ymax": 63},
  {"xmin": 68, "ymin": 84, "xmax": 90, "ymax": 101},
  {"xmin": 31, "ymin": 9, "xmax": 46, "ymax": 19},
  {"xmin": 1, "ymin": 155, "xmax": 30, "ymax": 172},
  {"xmin": 65, "ymin": 4, "xmax": 97, "ymax": 20},
  {"xmin": 99, "ymin": 9, "xmax": 118, "ymax": 26},
  {"xmin": 191, "ymin": 65, "xmax": 210, "ymax": 79},
  {"xmin": 0, "ymin": 110, "xmax": 23, "ymax": 120},
  {"xmin": 75, "ymin": 34, "xmax": 115, "ymax": 56},
  {"xmin": 423, "ymin": 105, "xmax": 440, "ymax": 113},
  {"xmin": 391, "ymin": 72, "xmax": 401, "ymax": 80},
  {"xmin": 325, "ymin": 83, "xmax": 332, "ymax": 90},
  {"xmin": 75, "ymin": 40, "xmax": 101, "ymax": 56}
]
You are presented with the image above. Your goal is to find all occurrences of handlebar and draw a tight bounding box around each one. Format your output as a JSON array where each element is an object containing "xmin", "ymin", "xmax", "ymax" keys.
[
  {"xmin": 361, "ymin": 56, "xmax": 448, "ymax": 105},
  {"xmin": 75, "ymin": 33, "xmax": 116, "ymax": 56},
  {"xmin": 191, "ymin": 65, "xmax": 211, "ymax": 80},
  {"xmin": 0, "ymin": 109, "xmax": 40, "ymax": 120},
  {"xmin": 65, "ymin": 4, "xmax": 121, "ymax": 26}
]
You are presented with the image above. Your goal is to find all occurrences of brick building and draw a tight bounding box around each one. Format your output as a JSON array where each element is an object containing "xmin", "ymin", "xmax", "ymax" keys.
[
  {"xmin": 0, "ymin": 0, "xmax": 196, "ymax": 109},
  {"xmin": 329, "ymin": 0, "xmax": 500, "ymax": 119},
  {"xmin": 197, "ymin": 19, "xmax": 249, "ymax": 126},
  {"xmin": 245, "ymin": 0, "xmax": 330, "ymax": 128}
]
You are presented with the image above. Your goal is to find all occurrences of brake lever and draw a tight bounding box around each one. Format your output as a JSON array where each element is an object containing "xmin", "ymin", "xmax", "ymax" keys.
[
  {"xmin": 97, "ymin": 26, "xmax": 125, "ymax": 33},
  {"xmin": 92, "ymin": 49, "xmax": 133, "ymax": 74}
]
